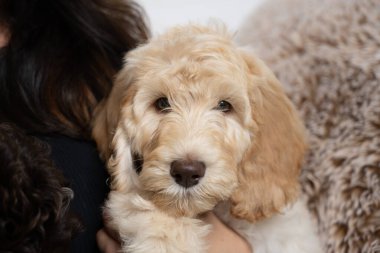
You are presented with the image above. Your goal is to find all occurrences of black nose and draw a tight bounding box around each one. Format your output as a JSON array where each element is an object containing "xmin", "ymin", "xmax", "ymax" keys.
[{"xmin": 170, "ymin": 160, "xmax": 206, "ymax": 188}]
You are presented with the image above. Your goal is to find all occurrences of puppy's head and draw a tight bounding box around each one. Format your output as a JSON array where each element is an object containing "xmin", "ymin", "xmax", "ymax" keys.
[{"xmin": 93, "ymin": 24, "xmax": 306, "ymax": 221}]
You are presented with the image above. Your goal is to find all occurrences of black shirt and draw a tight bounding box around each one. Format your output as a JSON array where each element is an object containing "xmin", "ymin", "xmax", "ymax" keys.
[{"xmin": 37, "ymin": 134, "xmax": 109, "ymax": 253}]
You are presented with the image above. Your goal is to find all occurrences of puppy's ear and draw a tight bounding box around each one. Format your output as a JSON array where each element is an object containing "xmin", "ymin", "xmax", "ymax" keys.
[
  {"xmin": 106, "ymin": 124, "xmax": 138, "ymax": 192},
  {"xmin": 92, "ymin": 62, "xmax": 136, "ymax": 160},
  {"xmin": 230, "ymin": 51, "xmax": 307, "ymax": 222},
  {"xmin": 92, "ymin": 61, "xmax": 140, "ymax": 192}
]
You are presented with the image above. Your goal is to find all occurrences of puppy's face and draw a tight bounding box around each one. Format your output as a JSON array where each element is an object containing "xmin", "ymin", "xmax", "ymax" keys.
[
  {"xmin": 93, "ymin": 25, "xmax": 307, "ymax": 220},
  {"xmin": 122, "ymin": 45, "xmax": 253, "ymax": 216}
]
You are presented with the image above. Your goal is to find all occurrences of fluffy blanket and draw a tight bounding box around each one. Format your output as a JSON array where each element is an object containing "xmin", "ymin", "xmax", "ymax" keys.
[{"xmin": 236, "ymin": 0, "xmax": 380, "ymax": 252}]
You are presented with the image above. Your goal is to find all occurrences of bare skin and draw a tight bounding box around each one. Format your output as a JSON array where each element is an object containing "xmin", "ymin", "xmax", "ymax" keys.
[
  {"xmin": 96, "ymin": 229, "xmax": 122, "ymax": 253},
  {"xmin": 0, "ymin": 25, "xmax": 10, "ymax": 47},
  {"xmin": 201, "ymin": 212, "xmax": 252, "ymax": 253},
  {"xmin": 96, "ymin": 212, "xmax": 252, "ymax": 253}
]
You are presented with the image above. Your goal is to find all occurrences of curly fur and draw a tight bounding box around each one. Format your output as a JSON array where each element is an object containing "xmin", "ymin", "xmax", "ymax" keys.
[
  {"xmin": 93, "ymin": 24, "xmax": 322, "ymax": 253},
  {"xmin": 237, "ymin": 0, "xmax": 380, "ymax": 252},
  {"xmin": 0, "ymin": 123, "xmax": 82, "ymax": 253}
]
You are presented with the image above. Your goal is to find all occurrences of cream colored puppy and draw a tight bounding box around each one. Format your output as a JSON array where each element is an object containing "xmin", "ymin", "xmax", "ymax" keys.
[{"xmin": 93, "ymin": 24, "xmax": 322, "ymax": 253}]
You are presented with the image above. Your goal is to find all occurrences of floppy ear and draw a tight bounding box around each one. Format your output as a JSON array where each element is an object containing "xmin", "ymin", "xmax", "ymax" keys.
[
  {"xmin": 230, "ymin": 51, "xmax": 307, "ymax": 222},
  {"xmin": 92, "ymin": 62, "xmax": 140, "ymax": 192},
  {"xmin": 92, "ymin": 63, "xmax": 136, "ymax": 160}
]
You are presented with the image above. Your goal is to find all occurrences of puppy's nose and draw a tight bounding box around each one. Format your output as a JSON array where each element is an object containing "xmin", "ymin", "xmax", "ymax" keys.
[{"xmin": 170, "ymin": 160, "xmax": 206, "ymax": 188}]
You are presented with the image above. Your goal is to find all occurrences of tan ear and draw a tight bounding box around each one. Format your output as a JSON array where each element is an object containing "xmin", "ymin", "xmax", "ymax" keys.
[
  {"xmin": 92, "ymin": 62, "xmax": 139, "ymax": 191},
  {"xmin": 92, "ymin": 62, "xmax": 136, "ymax": 161},
  {"xmin": 106, "ymin": 124, "xmax": 139, "ymax": 192},
  {"xmin": 230, "ymin": 51, "xmax": 307, "ymax": 222}
]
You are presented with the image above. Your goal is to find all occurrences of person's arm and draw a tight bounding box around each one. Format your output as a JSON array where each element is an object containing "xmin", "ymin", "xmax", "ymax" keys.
[{"xmin": 97, "ymin": 212, "xmax": 252, "ymax": 253}]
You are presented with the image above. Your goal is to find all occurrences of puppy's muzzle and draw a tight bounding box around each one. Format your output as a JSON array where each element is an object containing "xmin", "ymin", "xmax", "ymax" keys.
[{"xmin": 170, "ymin": 160, "xmax": 206, "ymax": 188}]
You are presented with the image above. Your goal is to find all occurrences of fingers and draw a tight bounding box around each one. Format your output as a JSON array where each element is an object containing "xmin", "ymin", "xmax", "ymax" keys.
[
  {"xmin": 96, "ymin": 228, "xmax": 122, "ymax": 253},
  {"xmin": 102, "ymin": 210, "xmax": 121, "ymax": 242},
  {"xmin": 97, "ymin": 210, "xmax": 122, "ymax": 253}
]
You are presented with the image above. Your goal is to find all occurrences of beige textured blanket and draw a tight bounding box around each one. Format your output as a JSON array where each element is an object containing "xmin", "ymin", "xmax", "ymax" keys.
[{"xmin": 236, "ymin": 0, "xmax": 380, "ymax": 252}]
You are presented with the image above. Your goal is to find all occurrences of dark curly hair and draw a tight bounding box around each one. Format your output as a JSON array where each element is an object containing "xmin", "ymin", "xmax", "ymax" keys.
[
  {"xmin": 0, "ymin": 123, "xmax": 83, "ymax": 253},
  {"xmin": 0, "ymin": 0, "xmax": 150, "ymax": 138}
]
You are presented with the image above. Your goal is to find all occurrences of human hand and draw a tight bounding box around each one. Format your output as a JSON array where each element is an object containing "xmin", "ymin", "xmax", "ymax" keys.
[
  {"xmin": 0, "ymin": 25, "xmax": 10, "ymax": 47},
  {"xmin": 200, "ymin": 212, "xmax": 252, "ymax": 253},
  {"xmin": 96, "ymin": 212, "xmax": 121, "ymax": 253},
  {"xmin": 96, "ymin": 228, "xmax": 121, "ymax": 253}
]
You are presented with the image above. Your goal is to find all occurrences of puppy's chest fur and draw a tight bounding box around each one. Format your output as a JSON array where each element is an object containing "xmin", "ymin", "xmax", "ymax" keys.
[{"xmin": 214, "ymin": 200, "xmax": 322, "ymax": 253}]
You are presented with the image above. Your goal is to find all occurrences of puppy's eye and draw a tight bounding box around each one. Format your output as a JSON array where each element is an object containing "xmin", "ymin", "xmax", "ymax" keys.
[
  {"xmin": 215, "ymin": 100, "xmax": 232, "ymax": 112},
  {"xmin": 154, "ymin": 97, "xmax": 171, "ymax": 112}
]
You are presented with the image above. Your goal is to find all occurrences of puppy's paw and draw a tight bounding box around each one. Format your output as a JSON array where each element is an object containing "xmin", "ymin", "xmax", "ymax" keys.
[
  {"xmin": 123, "ymin": 215, "xmax": 210, "ymax": 253},
  {"xmin": 107, "ymin": 191, "xmax": 210, "ymax": 253}
]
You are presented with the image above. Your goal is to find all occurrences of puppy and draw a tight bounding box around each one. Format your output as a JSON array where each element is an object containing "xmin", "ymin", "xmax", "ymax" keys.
[
  {"xmin": 0, "ymin": 123, "xmax": 82, "ymax": 253},
  {"xmin": 93, "ymin": 24, "xmax": 322, "ymax": 253}
]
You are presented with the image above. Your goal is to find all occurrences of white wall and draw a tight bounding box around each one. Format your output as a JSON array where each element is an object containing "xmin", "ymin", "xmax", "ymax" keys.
[{"xmin": 137, "ymin": 0, "xmax": 264, "ymax": 34}]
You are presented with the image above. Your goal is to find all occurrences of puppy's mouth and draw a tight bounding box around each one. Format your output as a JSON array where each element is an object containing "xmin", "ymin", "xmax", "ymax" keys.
[{"xmin": 132, "ymin": 152, "xmax": 143, "ymax": 174}]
